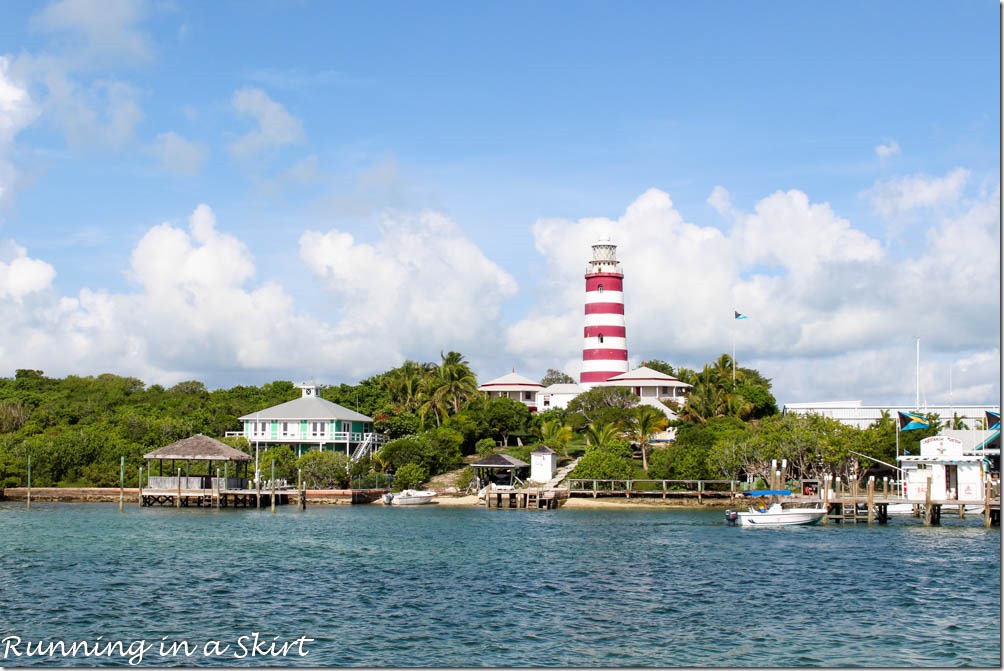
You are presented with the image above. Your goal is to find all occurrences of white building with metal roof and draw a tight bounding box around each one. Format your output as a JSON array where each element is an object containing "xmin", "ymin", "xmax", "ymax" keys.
[{"xmin": 237, "ymin": 382, "xmax": 386, "ymax": 459}]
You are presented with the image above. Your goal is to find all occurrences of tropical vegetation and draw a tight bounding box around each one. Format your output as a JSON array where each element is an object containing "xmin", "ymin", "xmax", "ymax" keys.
[{"xmin": 0, "ymin": 350, "xmax": 941, "ymax": 491}]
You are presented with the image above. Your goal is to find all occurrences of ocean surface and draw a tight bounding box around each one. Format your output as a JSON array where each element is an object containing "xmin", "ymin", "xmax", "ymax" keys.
[{"xmin": 0, "ymin": 501, "xmax": 999, "ymax": 668}]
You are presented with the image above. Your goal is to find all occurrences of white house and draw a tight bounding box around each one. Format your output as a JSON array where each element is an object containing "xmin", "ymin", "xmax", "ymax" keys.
[
  {"xmin": 593, "ymin": 365, "xmax": 691, "ymax": 406},
  {"xmin": 536, "ymin": 383, "xmax": 585, "ymax": 411},
  {"xmin": 237, "ymin": 382, "xmax": 386, "ymax": 459},
  {"xmin": 478, "ymin": 372, "xmax": 545, "ymax": 412},
  {"xmin": 898, "ymin": 435, "xmax": 989, "ymax": 502}
]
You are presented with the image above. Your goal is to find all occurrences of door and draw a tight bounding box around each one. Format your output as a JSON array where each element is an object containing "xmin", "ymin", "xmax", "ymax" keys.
[{"xmin": 945, "ymin": 465, "xmax": 958, "ymax": 499}]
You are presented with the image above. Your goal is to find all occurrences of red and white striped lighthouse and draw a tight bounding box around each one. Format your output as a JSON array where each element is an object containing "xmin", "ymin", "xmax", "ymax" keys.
[{"xmin": 580, "ymin": 237, "xmax": 629, "ymax": 387}]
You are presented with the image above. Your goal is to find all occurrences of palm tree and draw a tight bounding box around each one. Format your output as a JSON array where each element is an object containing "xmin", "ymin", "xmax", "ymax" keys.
[
  {"xmin": 628, "ymin": 405, "xmax": 669, "ymax": 471},
  {"xmin": 584, "ymin": 422, "xmax": 621, "ymax": 449},
  {"xmin": 536, "ymin": 419, "xmax": 574, "ymax": 457}
]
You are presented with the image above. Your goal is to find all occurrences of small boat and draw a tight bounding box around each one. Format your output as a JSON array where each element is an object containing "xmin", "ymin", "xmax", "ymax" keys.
[
  {"xmin": 383, "ymin": 489, "xmax": 437, "ymax": 506},
  {"xmin": 725, "ymin": 489, "xmax": 826, "ymax": 527}
]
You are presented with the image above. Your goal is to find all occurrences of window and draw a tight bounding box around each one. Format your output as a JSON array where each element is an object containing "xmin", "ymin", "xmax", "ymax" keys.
[
  {"xmin": 524, "ymin": 391, "xmax": 533, "ymax": 401},
  {"xmin": 598, "ymin": 333, "xmax": 604, "ymax": 344},
  {"xmin": 281, "ymin": 422, "xmax": 290, "ymax": 437},
  {"xmin": 598, "ymin": 283, "xmax": 604, "ymax": 293}
]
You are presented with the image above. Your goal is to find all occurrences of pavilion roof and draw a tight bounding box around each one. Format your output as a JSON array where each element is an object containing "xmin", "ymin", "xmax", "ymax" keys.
[
  {"xmin": 238, "ymin": 396, "xmax": 372, "ymax": 422},
  {"xmin": 144, "ymin": 434, "xmax": 252, "ymax": 461},
  {"xmin": 470, "ymin": 453, "xmax": 530, "ymax": 469}
]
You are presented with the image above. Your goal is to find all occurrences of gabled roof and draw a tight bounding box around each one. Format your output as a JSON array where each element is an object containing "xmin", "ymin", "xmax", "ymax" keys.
[
  {"xmin": 239, "ymin": 396, "xmax": 373, "ymax": 422},
  {"xmin": 478, "ymin": 372, "xmax": 544, "ymax": 392},
  {"xmin": 531, "ymin": 446, "xmax": 556, "ymax": 455},
  {"xmin": 599, "ymin": 366, "xmax": 691, "ymax": 388},
  {"xmin": 470, "ymin": 453, "xmax": 530, "ymax": 468},
  {"xmin": 145, "ymin": 434, "xmax": 251, "ymax": 461}
]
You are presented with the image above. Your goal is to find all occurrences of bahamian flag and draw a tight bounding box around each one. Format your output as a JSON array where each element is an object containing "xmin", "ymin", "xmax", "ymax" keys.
[
  {"xmin": 986, "ymin": 410, "xmax": 1000, "ymax": 430},
  {"xmin": 734, "ymin": 310, "xmax": 748, "ymax": 320},
  {"xmin": 898, "ymin": 411, "xmax": 930, "ymax": 431}
]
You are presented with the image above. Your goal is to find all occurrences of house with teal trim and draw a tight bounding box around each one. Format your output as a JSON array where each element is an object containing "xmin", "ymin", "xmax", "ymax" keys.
[{"xmin": 237, "ymin": 382, "xmax": 387, "ymax": 459}]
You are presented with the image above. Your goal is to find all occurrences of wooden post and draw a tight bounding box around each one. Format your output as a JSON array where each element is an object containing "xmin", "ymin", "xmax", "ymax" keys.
[
  {"xmin": 866, "ymin": 476, "xmax": 875, "ymax": 524},
  {"xmin": 593, "ymin": 479, "xmax": 598, "ymax": 499},
  {"xmin": 119, "ymin": 455, "xmax": 125, "ymax": 512},
  {"xmin": 663, "ymin": 479, "xmax": 668, "ymax": 500},
  {"xmin": 138, "ymin": 466, "xmax": 143, "ymax": 507},
  {"xmin": 298, "ymin": 468, "xmax": 304, "ymax": 512},
  {"xmin": 215, "ymin": 467, "xmax": 221, "ymax": 509},
  {"xmin": 923, "ymin": 475, "xmax": 933, "ymax": 525},
  {"xmin": 26, "ymin": 454, "xmax": 31, "ymax": 511},
  {"xmin": 985, "ymin": 479, "xmax": 992, "ymax": 529},
  {"xmin": 882, "ymin": 476, "xmax": 888, "ymax": 499},
  {"xmin": 626, "ymin": 479, "xmax": 631, "ymax": 499},
  {"xmin": 697, "ymin": 480, "xmax": 703, "ymax": 504},
  {"xmin": 176, "ymin": 467, "xmax": 182, "ymax": 508},
  {"xmin": 270, "ymin": 460, "xmax": 276, "ymax": 513},
  {"xmin": 820, "ymin": 475, "xmax": 829, "ymax": 525}
]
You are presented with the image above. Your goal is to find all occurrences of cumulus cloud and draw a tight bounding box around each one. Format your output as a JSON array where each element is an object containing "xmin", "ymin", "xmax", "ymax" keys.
[
  {"xmin": 29, "ymin": 0, "xmax": 153, "ymax": 65},
  {"xmin": 0, "ymin": 57, "xmax": 41, "ymax": 206},
  {"xmin": 875, "ymin": 140, "xmax": 900, "ymax": 159},
  {"xmin": 507, "ymin": 184, "xmax": 999, "ymax": 406},
  {"xmin": 300, "ymin": 210, "xmax": 519, "ymax": 371},
  {"xmin": 150, "ymin": 131, "xmax": 207, "ymax": 175},
  {"xmin": 0, "ymin": 240, "xmax": 56, "ymax": 300},
  {"xmin": 229, "ymin": 87, "xmax": 304, "ymax": 159},
  {"xmin": 866, "ymin": 167, "xmax": 970, "ymax": 217}
]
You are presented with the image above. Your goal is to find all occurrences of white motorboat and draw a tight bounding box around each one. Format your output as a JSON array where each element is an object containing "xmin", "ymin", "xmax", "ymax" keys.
[
  {"xmin": 726, "ymin": 489, "xmax": 826, "ymax": 527},
  {"xmin": 383, "ymin": 489, "xmax": 437, "ymax": 505}
]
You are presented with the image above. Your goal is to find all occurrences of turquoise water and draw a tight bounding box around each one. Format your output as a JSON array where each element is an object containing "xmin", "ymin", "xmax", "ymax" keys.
[{"xmin": 0, "ymin": 502, "xmax": 999, "ymax": 667}]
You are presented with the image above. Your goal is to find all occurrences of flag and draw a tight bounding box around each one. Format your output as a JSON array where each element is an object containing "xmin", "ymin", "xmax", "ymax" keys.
[
  {"xmin": 898, "ymin": 411, "xmax": 930, "ymax": 431},
  {"xmin": 986, "ymin": 410, "xmax": 1000, "ymax": 430},
  {"xmin": 734, "ymin": 311, "xmax": 748, "ymax": 320}
]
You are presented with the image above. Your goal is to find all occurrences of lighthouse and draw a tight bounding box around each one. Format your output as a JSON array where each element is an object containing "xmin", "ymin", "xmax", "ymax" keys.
[{"xmin": 580, "ymin": 237, "xmax": 629, "ymax": 387}]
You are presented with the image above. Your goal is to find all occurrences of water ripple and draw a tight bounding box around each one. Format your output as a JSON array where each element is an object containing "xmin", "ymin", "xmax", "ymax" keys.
[{"xmin": 0, "ymin": 502, "xmax": 999, "ymax": 667}]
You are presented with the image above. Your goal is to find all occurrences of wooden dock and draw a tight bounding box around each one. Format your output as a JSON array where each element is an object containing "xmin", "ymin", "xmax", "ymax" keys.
[
  {"xmin": 483, "ymin": 487, "xmax": 568, "ymax": 509},
  {"xmin": 139, "ymin": 487, "xmax": 305, "ymax": 508}
]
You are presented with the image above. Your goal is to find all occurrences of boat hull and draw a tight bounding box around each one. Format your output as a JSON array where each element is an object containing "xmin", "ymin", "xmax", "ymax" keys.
[
  {"xmin": 736, "ymin": 508, "xmax": 826, "ymax": 527},
  {"xmin": 386, "ymin": 489, "xmax": 437, "ymax": 505}
]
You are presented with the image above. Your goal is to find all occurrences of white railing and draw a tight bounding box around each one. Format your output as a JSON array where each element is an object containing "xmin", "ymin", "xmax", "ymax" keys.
[{"xmin": 241, "ymin": 431, "xmax": 387, "ymax": 445}]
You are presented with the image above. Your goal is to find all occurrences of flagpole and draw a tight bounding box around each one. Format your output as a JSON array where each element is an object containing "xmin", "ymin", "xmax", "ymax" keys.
[{"xmin": 915, "ymin": 336, "xmax": 920, "ymax": 410}]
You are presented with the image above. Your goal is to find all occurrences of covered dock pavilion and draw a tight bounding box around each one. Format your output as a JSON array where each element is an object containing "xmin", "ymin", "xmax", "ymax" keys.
[{"xmin": 142, "ymin": 434, "xmax": 295, "ymax": 508}]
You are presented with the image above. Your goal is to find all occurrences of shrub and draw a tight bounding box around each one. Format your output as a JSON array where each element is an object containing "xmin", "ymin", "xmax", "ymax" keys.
[
  {"xmin": 475, "ymin": 438, "xmax": 497, "ymax": 455},
  {"xmin": 569, "ymin": 450, "xmax": 635, "ymax": 481},
  {"xmin": 394, "ymin": 463, "xmax": 428, "ymax": 490}
]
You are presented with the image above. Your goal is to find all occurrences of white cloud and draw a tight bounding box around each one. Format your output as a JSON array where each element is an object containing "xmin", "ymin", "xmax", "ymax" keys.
[
  {"xmin": 29, "ymin": 0, "xmax": 153, "ymax": 65},
  {"xmin": 150, "ymin": 131, "xmax": 207, "ymax": 175},
  {"xmin": 875, "ymin": 140, "xmax": 900, "ymax": 159},
  {"xmin": 300, "ymin": 210, "xmax": 519, "ymax": 372},
  {"xmin": 866, "ymin": 167, "xmax": 970, "ymax": 217},
  {"xmin": 507, "ymin": 184, "xmax": 999, "ymax": 405},
  {"xmin": 0, "ymin": 57, "xmax": 41, "ymax": 206},
  {"xmin": 229, "ymin": 87, "xmax": 304, "ymax": 159},
  {"xmin": 0, "ymin": 240, "xmax": 56, "ymax": 301}
]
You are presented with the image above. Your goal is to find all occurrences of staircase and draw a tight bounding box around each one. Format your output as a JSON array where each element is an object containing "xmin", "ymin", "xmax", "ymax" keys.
[
  {"xmin": 351, "ymin": 434, "xmax": 383, "ymax": 461},
  {"xmin": 546, "ymin": 458, "xmax": 581, "ymax": 489}
]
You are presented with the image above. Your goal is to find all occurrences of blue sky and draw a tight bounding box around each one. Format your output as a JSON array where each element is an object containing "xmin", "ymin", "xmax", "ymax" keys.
[{"xmin": 0, "ymin": 0, "xmax": 999, "ymax": 407}]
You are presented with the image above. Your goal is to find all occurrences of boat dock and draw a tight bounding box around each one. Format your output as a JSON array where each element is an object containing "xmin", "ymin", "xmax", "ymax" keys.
[
  {"xmin": 139, "ymin": 484, "xmax": 305, "ymax": 508},
  {"xmin": 483, "ymin": 487, "xmax": 568, "ymax": 509}
]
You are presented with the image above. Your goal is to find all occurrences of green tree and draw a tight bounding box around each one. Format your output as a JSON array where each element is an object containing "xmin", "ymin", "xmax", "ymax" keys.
[
  {"xmin": 540, "ymin": 368, "xmax": 575, "ymax": 386},
  {"xmin": 393, "ymin": 462, "xmax": 429, "ymax": 490},
  {"xmin": 569, "ymin": 450, "xmax": 635, "ymax": 481},
  {"xmin": 626, "ymin": 405, "xmax": 669, "ymax": 472},
  {"xmin": 296, "ymin": 450, "xmax": 350, "ymax": 489}
]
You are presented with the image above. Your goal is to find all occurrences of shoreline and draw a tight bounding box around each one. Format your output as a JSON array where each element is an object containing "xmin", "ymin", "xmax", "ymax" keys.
[{"xmin": 2, "ymin": 487, "xmax": 735, "ymax": 509}]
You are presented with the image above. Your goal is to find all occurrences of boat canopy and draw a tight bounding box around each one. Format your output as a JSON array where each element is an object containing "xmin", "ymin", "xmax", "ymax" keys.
[{"xmin": 742, "ymin": 489, "xmax": 792, "ymax": 497}]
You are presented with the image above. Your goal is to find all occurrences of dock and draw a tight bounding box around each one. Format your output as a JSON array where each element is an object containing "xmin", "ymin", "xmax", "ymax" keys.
[{"xmin": 483, "ymin": 487, "xmax": 568, "ymax": 509}]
